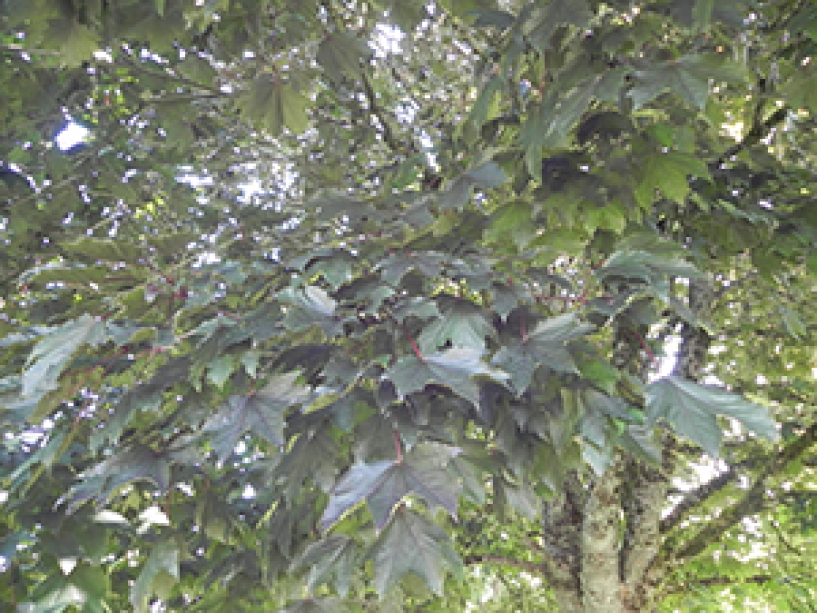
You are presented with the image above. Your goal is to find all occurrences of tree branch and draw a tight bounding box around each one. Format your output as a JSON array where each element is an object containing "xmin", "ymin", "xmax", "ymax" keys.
[
  {"xmin": 671, "ymin": 421, "xmax": 817, "ymax": 561},
  {"xmin": 715, "ymin": 106, "xmax": 788, "ymax": 165},
  {"xmin": 662, "ymin": 574, "xmax": 775, "ymax": 596},
  {"xmin": 463, "ymin": 554, "xmax": 545, "ymax": 576},
  {"xmin": 0, "ymin": 44, "xmax": 61, "ymax": 56},
  {"xmin": 660, "ymin": 466, "xmax": 738, "ymax": 534},
  {"xmin": 117, "ymin": 53, "xmax": 227, "ymax": 97},
  {"xmin": 360, "ymin": 70, "xmax": 404, "ymax": 154},
  {"xmin": 661, "ymin": 436, "xmax": 799, "ymax": 535}
]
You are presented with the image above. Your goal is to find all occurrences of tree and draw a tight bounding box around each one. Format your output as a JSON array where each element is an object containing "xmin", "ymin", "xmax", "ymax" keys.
[{"xmin": 2, "ymin": 0, "xmax": 816, "ymax": 610}]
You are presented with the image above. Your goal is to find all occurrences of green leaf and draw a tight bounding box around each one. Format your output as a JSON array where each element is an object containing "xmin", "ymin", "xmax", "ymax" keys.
[
  {"xmin": 418, "ymin": 300, "xmax": 494, "ymax": 353},
  {"xmin": 693, "ymin": 0, "xmax": 715, "ymax": 31},
  {"xmin": 272, "ymin": 430, "xmax": 340, "ymax": 501},
  {"xmin": 279, "ymin": 285, "xmax": 343, "ymax": 335},
  {"xmin": 390, "ymin": 297, "xmax": 441, "ymax": 322},
  {"xmin": 206, "ymin": 355, "xmax": 235, "ymax": 388},
  {"xmin": 789, "ymin": 3, "xmax": 817, "ymax": 39},
  {"xmin": 646, "ymin": 376, "xmax": 779, "ymax": 456},
  {"xmin": 780, "ymin": 307, "xmax": 807, "ymax": 340},
  {"xmin": 485, "ymin": 200, "xmax": 536, "ymax": 249},
  {"xmin": 239, "ymin": 74, "xmax": 284, "ymax": 135},
  {"xmin": 437, "ymin": 0, "xmax": 496, "ymax": 19},
  {"xmin": 578, "ymin": 359, "xmax": 622, "ymax": 396},
  {"xmin": 375, "ymin": 251, "xmax": 446, "ymax": 284},
  {"xmin": 464, "ymin": 161, "xmax": 508, "ymax": 187},
  {"xmin": 382, "ymin": 0, "xmax": 426, "ymax": 31},
  {"xmin": 494, "ymin": 476, "xmax": 540, "ymax": 518},
  {"xmin": 45, "ymin": 21, "xmax": 100, "ymax": 67},
  {"xmin": 470, "ymin": 9, "xmax": 515, "ymax": 28},
  {"xmin": 782, "ymin": 68, "xmax": 817, "ymax": 114},
  {"xmin": 618, "ymin": 425, "xmax": 661, "ymax": 464},
  {"xmin": 6, "ymin": 432, "xmax": 69, "ymax": 494},
  {"xmin": 93, "ymin": 356, "xmax": 190, "ymax": 451},
  {"xmin": 178, "ymin": 53, "xmax": 217, "ymax": 84},
  {"xmin": 203, "ymin": 372, "xmax": 311, "ymax": 460},
  {"xmin": 19, "ymin": 264, "xmax": 115, "ymax": 287},
  {"xmin": 317, "ymin": 32, "xmax": 369, "ymax": 83},
  {"xmin": 488, "ymin": 282, "xmax": 530, "ymax": 321},
  {"xmin": 322, "ymin": 443, "xmax": 462, "ymax": 530},
  {"xmin": 290, "ymin": 535, "xmax": 359, "ymax": 597},
  {"xmin": 321, "ymin": 460, "xmax": 392, "ymax": 528},
  {"xmin": 466, "ymin": 76, "xmax": 503, "ymax": 128},
  {"xmin": 523, "ymin": 67, "xmax": 628, "ymax": 161},
  {"xmin": 521, "ymin": 0, "xmax": 592, "ymax": 51},
  {"xmin": 282, "ymin": 598, "xmax": 345, "ymax": 613},
  {"xmin": 2, "ymin": 2, "xmax": 813, "ymax": 607},
  {"xmin": 630, "ymin": 54, "xmax": 748, "ymax": 110},
  {"xmin": 62, "ymin": 237, "xmax": 145, "ymax": 263},
  {"xmin": 195, "ymin": 492, "xmax": 237, "ymax": 543},
  {"xmin": 63, "ymin": 444, "xmax": 173, "ymax": 512},
  {"xmin": 447, "ymin": 454, "xmax": 487, "ymax": 504},
  {"xmin": 581, "ymin": 388, "xmax": 633, "ymax": 422},
  {"xmin": 304, "ymin": 251, "xmax": 355, "ymax": 289},
  {"xmin": 492, "ymin": 314, "xmax": 592, "ymax": 393},
  {"xmin": 23, "ymin": 314, "xmax": 108, "ymax": 397},
  {"xmin": 68, "ymin": 563, "xmax": 110, "ymax": 603},
  {"xmin": 28, "ymin": 583, "xmax": 87, "ymax": 612},
  {"xmin": 280, "ymin": 83, "xmax": 310, "ymax": 134},
  {"xmin": 596, "ymin": 250, "xmax": 703, "ymax": 302},
  {"xmin": 439, "ymin": 161, "xmax": 508, "ymax": 210},
  {"xmin": 581, "ymin": 441, "xmax": 610, "ymax": 477},
  {"xmin": 635, "ymin": 151, "xmax": 711, "ymax": 208},
  {"xmin": 131, "ymin": 540, "xmax": 179, "ymax": 612},
  {"xmin": 309, "ymin": 189, "xmax": 375, "ymax": 223},
  {"xmin": 370, "ymin": 508, "xmax": 463, "ymax": 596},
  {"xmin": 387, "ymin": 346, "xmax": 509, "ymax": 406}
]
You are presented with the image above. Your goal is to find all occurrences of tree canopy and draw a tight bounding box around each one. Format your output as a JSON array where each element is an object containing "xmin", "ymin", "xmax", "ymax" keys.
[{"xmin": 2, "ymin": 0, "xmax": 817, "ymax": 611}]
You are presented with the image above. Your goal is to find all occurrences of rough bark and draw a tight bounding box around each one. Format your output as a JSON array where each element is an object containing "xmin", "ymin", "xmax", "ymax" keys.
[
  {"xmin": 627, "ymin": 275, "xmax": 716, "ymax": 611},
  {"xmin": 604, "ymin": 303, "xmax": 669, "ymax": 611},
  {"xmin": 672, "ymin": 277, "xmax": 714, "ymax": 381},
  {"xmin": 537, "ymin": 276, "xmax": 718, "ymax": 611},
  {"xmin": 581, "ymin": 468, "xmax": 625, "ymax": 612},
  {"xmin": 620, "ymin": 454, "xmax": 667, "ymax": 611},
  {"xmin": 541, "ymin": 472, "xmax": 586, "ymax": 613},
  {"xmin": 542, "ymin": 286, "xmax": 658, "ymax": 611}
]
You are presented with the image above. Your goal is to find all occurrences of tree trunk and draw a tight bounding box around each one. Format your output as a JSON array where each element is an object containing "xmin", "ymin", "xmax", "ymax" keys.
[
  {"xmin": 538, "ymin": 276, "xmax": 715, "ymax": 611},
  {"xmin": 542, "ymin": 472, "xmax": 586, "ymax": 613}
]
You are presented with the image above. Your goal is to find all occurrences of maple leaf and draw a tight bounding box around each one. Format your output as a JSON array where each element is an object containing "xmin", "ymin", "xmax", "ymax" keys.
[
  {"xmin": 634, "ymin": 151, "xmax": 711, "ymax": 208},
  {"xmin": 370, "ymin": 507, "xmax": 463, "ymax": 596},
  {"xmin": 279, "ymin": 285, "xmax": 343, "ymax": 335},
  {"xmin": 131, "ymin": 540, "xmax": 179, "ymax": 612},
  {"xmin": 290, "ymin": 535, "xmax": 359, "ymax": 597},
  {"xmin": 493, "ymin": 313, "xmax": 593, "ymax": 392},
  {"xmin": 203, "ymin": 372, "xmax": 311, "ymax": 460},
  {"xmin": 647, "ymin": 376, "xmax": 779, "ymax": 456},
  {"xmin": 23, "ymin": 314, "xmax": 108, "ymax": 397},
  {"xmin": 522, "ymin": 0, "xmax": 592, "ymax": 51},
  {"xmin": 629, "ymin": 54, "xmax": 748, "ymax": 110},
  {"xmin": 387, "ymin": 346, "xmax": 509, "ymax": 406},
  {"xmin": 439, "ymin": 162, "xmax": 508, "ymax": 210},
  {"xmin": 62, "ymin": 444, "xmax": 173, "ymax": 512},
  {"xmin": 321, "ymin": 443, "xmax": 462, "ymax": 530},
  {"xmin": 418, "ymin": 300, "xmax": 494, "ymax": 353}
]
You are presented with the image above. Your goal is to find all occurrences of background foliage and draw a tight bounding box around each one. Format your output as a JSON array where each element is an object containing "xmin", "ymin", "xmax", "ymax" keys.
[{"xmin": 2, "ymin": 0, "xmax": 817, "ymax": 610}]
